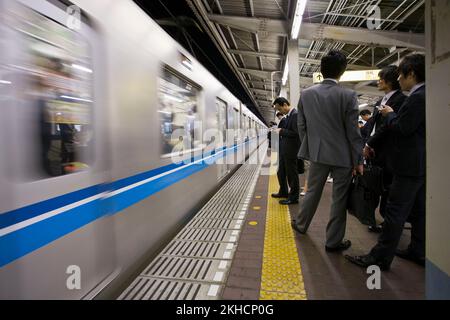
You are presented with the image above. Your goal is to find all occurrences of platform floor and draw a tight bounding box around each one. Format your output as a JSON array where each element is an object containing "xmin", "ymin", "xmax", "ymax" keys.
[
  {"xmin": 118, "ymin": 148, "xmax": 425, "ymax": 300},
  {"xmin": 222, "ymin": 151, "xmax": 425, "ymax": 300}
]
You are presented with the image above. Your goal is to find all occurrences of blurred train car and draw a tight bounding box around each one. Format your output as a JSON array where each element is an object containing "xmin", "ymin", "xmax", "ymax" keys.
[{"xmin": 0, "ymin": 0, "xmax": 267, "ymax": 299}]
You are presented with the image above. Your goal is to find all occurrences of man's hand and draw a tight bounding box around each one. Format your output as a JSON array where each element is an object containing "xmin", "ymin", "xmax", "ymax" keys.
[
  {"xmin": 352, "ymin": 164, "xmax": 364, "ymax": 176},
  {"xmin": 274, "ymin": 128, "xmax": 282, "ymax": 134},
  {"xmin": 363, "ymin": 145, "xmax": 375, "ymax": 159},
  {"xmin": 380, "ymin": 105, "xmax": 394, "ymax": 117}
]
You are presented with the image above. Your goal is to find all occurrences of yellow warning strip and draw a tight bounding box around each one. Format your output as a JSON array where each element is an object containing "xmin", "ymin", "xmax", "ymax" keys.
[{"xmin": 259, "ymin": 152, "xmax": 307, "ymax": 300}]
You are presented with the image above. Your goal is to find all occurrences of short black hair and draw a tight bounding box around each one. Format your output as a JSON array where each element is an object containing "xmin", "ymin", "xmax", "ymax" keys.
[
  {"xmin": 276, "ymin": 112, "xmax": 283, "ymax": 117},
  {"xmin": 321, "ymin": 50, "xmax": 348, "ymax": 79},
  {"xmin": 269, "ymin": 121, "xmax": 277, "ymax": 126},
  {"xmin": 398, "ymin": 53, "xmax": 425, "ymax": 83},
  {"xmin": 273, "ymin": 97, "xmax": 290, "ymax": 107},
  {"xmin": 379, "ymin": 65, "xmax": 401, "ymax": 90},
  {"xmin": 359, "ymin": 110, "xmax": 371, "ymax": 117}
]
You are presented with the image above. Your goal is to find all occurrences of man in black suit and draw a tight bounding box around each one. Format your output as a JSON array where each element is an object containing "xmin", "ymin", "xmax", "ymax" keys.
[
  {"xmin": 271, "ymin": 97, "xmax": 301, "ymax": 205},
  {"xmin": 362, "ymin": 65, "xmax": 407, "ymax": 233},
  {"xmin": 346, "ymin": 54, "xmax": 426, "ymax": 270},
  {"xmin": 359, "ymin": 110, "xmax": 372, "ymax": 142},
  {"xmin": 267, "ymin": 121, "xmax": 277, "ymax": 149},
  {"xmin": 272, "ymin": 112, "xmax": 288, "ymax": 196}
]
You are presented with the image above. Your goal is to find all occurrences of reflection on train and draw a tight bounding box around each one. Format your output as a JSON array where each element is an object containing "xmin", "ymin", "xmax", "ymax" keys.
[{"xmin": 0, "ymin": 0, "xmax": 267, "ymax": 299}]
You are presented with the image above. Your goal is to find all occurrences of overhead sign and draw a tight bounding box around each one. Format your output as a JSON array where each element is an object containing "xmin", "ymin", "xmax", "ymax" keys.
[{"xmin": 313, "ymin": 69, "xmax": 381, "ymax": 83}]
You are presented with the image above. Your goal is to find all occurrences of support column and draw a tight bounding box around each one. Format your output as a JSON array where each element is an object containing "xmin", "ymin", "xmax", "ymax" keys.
[
  {"xmin": 425, "ymin": 0, "xmax": 450, "ymax": 299},
  {"xmin": 288, "ymin": 39, "xmax": 300, "ymax": 107}
]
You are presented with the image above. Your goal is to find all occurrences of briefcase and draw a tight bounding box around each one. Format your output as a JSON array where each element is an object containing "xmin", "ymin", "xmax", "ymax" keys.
[{"xmin": 347, "ymin": 164, "xmax": 383, "ymax": 226}]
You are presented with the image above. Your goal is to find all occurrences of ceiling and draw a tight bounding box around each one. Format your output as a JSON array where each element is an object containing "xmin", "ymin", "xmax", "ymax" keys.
[{"xmin": 136, "ymin": 0, "xmax": 425, "ymax": 124}]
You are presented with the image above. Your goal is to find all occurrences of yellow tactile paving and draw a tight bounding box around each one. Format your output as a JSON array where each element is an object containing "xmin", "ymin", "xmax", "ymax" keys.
[{"xmin": 259, "ymin": 153, "xmax": 307, "ymax": 300}]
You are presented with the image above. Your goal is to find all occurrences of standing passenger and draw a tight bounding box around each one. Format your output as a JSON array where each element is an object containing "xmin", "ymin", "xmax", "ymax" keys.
[
  {"xmin": 271, "ymin": 113, "xmax": 288, "ymax": 196},
  {"xmin": 292, "ymin": 50, "xmax": 364, "ymax": 252},
  {"xmin": 272, "ymin": 98, "xmax": 301, "ymax": 205},
  {"xmin": 363, "ymin": 65, "xmax": 407, "ymax": 233},
  {"xmin": 359, "ymin": 110, "xmax": 372, "ymax": 142},
  {"xmin": 346, "ymin": 54, "xmax": 426, "ymax": 270}
]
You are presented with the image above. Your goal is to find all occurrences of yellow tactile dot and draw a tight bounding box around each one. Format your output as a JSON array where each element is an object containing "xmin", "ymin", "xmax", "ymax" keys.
[
  {"xmin": 249, "ymin": 221, "xmax": 258, "ymax": 226},
  {"xmin": 259, "ymin": 152, "xmax": 307, "ymax": 301},
  {"xmin": 253, "ymin": 206, "xmax": 261, "ymax": 210},
  {"xmin": 255, "ymin": 196, "xmax": 262, "ymax": 199}
]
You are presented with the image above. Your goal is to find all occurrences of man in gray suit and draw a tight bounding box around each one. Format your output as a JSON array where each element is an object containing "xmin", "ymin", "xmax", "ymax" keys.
[{"xmin": 292, "ymin": 50, "xmax": 364, "ymax": 252}]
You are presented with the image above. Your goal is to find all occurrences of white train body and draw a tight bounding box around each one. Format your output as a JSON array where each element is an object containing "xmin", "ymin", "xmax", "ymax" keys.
[{"xmin": 0, "ymin": 0, "xmax": 267, "ymax": 299}]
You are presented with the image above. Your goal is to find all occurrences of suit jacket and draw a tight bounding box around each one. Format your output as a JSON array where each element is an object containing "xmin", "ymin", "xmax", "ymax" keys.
[
  {"xmin": 383, "ymin": 85, "xmax": 426, "ymax": 177},
  {"xmin": 297, "ymin": 79, "xmax": 363, "ymax": 168},
  {"xmin": 278, "ymin": 117, "xmax": 287, "ymax": 129},
  {"xmin": 365, "ymin": 90, "xmax": 407, "ymax": 166},
  {"xmin": 360, "ymin": 121, "xmax": 372, "ymax": 143},
  {"xmin": 279, "ymin": 109, "xmax": 301, "ymax": 158}
]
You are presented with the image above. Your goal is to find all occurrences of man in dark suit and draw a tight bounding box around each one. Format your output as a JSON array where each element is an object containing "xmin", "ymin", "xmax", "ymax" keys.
[
  {"xmin": 267, "ymin": 121, "xmax": 277, "ymax": 149},
  {"xmin": 363, "ymin": 65, "xmax": 407, "ymax": 233},
  {"xmin": 346, "ymin": 53, "xmax": 426, "ymax": 270},
  {"xmin": 359, "ymin": 110, "xmax": 372, "ymax": 142},
  {"xmin": 271, "ymin": 112, "xmax": 289, "ymax": 197},
  {"xmin": 271, "ymin": 97, "xmax": 301, "ymax": 205}
]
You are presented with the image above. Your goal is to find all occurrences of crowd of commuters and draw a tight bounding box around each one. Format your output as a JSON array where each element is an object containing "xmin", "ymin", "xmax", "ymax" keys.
[{"xmin": 270, "ymin": 50, "xmax": 426, "ymax": 270}]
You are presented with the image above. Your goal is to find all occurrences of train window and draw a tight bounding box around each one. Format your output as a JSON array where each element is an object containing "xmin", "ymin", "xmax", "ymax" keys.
[
  {"xmin": 234, "ymin": 108, "xmax": 239, "ymax": 130},
  {"xmin": 9, "ymin": 4, "xmax": 94, "ymax": 177},
  {"xmin": 216, "ymin": 98, "xmax": 228, "ymax": 147},
  {"xmin": 158, "ymin": 67, "xmax": 201, "ymax": 156}
]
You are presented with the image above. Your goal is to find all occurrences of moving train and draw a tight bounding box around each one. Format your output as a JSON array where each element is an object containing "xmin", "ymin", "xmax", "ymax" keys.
[{"xmin": 0, "ymin": 0, "xmax": 267, "ymax": 299}]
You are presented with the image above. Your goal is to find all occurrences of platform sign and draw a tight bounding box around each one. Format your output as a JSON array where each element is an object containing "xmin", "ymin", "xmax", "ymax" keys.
[{"xmin": 313, "ymin": 69, "xmax": 381, "ymax": 83}]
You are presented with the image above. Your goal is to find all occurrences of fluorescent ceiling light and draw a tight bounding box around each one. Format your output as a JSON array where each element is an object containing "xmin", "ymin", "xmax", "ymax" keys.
[
  {"xmin": 72, "ymin": 64, "xmax": 93, "ymax": 73},
  {"xmin": 291, "ymin": 0, "xmax": 308, "ymax": 40},
  {"xmin": 359, "ymin": 103, "xmax": 369, "ymax": 108},
  {"xmin": 0, "ymin": 80, "xmax": 12, "ymax": 85},
  {"xmin": 61, "ymin": 95, "xmax": 93, "ymax": 103},
  {"xmin": 282, "ymin": 56, "xmax": 289, "ymax": 86},
  {"xmin": 182, "ymin": 60, "xmax": 193, "ymax": 70}
]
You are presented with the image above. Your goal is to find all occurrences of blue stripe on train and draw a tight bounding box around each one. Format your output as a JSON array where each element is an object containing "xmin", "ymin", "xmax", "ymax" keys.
[
  {"xmin": 0, "ymin": 143, "xmax": 238, "ymax": 229},
  {"xmin": 0, "ymin": 139, "xmax": 256, "ymax": 267}
]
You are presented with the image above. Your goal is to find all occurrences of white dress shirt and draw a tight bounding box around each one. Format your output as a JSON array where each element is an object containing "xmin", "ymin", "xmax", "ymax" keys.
[
  {"xmin": 409, "ymin": 82, "xmax": 425, "ymax": 96},
  {"xmin": 370, "ymin": 90, "xmax": 398, "ymax": 137}
]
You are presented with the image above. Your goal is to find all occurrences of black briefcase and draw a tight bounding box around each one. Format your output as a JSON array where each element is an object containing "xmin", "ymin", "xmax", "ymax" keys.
[{"xmin": 347, "ymin": 164, "xmax": 383, "ymax": 226}]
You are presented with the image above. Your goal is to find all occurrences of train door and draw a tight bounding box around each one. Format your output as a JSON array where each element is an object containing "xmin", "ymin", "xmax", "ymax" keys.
[
  {"xmin": 0, "ymin": 0, "xmax": 116, "ymax": 299},
  {"xmin": 216, "ymin": 98, "xmax": 228, "ymax": 180},
  {"xmin": 226, "ymin": 103, "xmax": 236, "ymax": 168}
]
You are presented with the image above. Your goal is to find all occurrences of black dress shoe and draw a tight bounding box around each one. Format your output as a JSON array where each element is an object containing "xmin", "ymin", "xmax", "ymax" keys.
[
  {"xmin": 271, "ymin": 193, "xmax": 288, "ymax": 198},
  {"xmin": 345, "ymin": 254, "xmax": 390, "ymax": 271},
  {"xmin": 368, "ymin": 225, "xmax": 383, "ymax": 233},
  {"xmin": 325, "ymin": 239, "xmax": 352, "ymax": 252},
  {"xmin": 395, "ymin": 249, "xmax": 425, "ymax": 267},
  {"xmin": 279, "ymin": 199, "xmax": 299, "ymax": 205},
  {"xmin": 291, "ymin": 221, "xmax": 306, "ymax": 235}
]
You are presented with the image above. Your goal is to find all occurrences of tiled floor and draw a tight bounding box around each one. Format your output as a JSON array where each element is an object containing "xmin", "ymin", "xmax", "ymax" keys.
[
  {"xmin": 223, "ymin": 153, "xmax": 425, "ymax": 300},
  {"xmin": 290, "ymin": 175, "xmax": 425, "ymax": 300},
  {"xmin": 221, "ymin": 160, "xmax": 270, "ymax": 300}
]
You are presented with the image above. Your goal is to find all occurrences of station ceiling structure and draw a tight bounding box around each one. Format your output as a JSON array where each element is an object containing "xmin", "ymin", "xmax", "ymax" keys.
[{"xmin": 136, "ymin": 0, "xmax": 425, "ymax": 124}]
